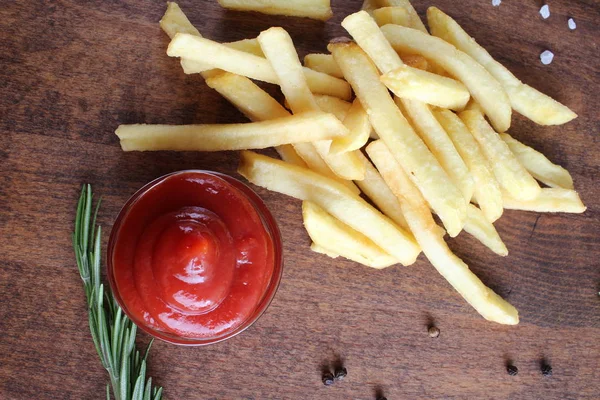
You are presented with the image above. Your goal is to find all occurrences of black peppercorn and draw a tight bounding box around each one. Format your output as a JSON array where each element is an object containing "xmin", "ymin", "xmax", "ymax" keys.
[
  {"xmin": 334, "ymin": 366, "xmax": 347, "ymax": 381},
  {"xmin": 428, "ymin": 326, "xmax": 440, "ymax": 338},
  {"xmin": 507, "ymin": 365, "xmax": 518, "ymax": 376},
  {"xmin": 541, "ymin": 364, "xmax": 552, "ymax": 377},
  {"xmin": 322, "ymin": 371, "xmax": 335, "ymax": 386}
]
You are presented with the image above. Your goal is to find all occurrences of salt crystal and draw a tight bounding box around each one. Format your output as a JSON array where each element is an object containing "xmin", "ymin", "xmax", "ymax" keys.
[
  {"xmin": 492, "ymin": 0, "xmax": 501, "ymax": 6},
  {"xmin": 540, "ymin": 50, "xmax": 554, "ymax": 65},
  {"xmin": 540, "ymin": 5, "xmax": 550, "ymax": 19},
  {"xmin": 568, "ymin": 18, "xmax": 576, "ymax": 30}
]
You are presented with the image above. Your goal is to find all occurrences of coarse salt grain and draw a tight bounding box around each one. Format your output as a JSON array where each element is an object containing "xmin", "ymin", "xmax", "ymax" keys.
[
  {"xmin": 568, "ymin": 18, "xmax": 576, "ymax": 30},
  {"xmin": 540, "ymin": 50, "xmax": 554, "ymax": 65},
  {"xmin": 492, "ymin": 0, "xmax": 501, "ymax": 6},
  {"xmin": 540, "ymin": 5, "xmax": 550, "ymax": 19}
]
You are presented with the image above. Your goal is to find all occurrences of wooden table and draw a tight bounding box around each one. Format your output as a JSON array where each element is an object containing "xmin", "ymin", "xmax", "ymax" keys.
[{"xmin": 1, "ymin": 1, "xmax": 598, "ymax": 398}]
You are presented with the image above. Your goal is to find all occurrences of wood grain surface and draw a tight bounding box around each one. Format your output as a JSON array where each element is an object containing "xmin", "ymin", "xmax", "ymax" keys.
[{"xmin": 1, "ymin": 1, "xmax": 598, "ymax": 399}]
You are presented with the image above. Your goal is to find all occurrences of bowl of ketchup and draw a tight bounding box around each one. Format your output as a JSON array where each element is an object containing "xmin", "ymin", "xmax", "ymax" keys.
[{"xmin": 107, "ymin": 170, "xmax": 283, "ymax": 345}]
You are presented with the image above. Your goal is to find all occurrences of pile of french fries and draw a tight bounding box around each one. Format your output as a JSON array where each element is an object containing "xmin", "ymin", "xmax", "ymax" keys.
[{"xmin": 115, "ymin": 1, "xmax": 586, "ymax": 325}]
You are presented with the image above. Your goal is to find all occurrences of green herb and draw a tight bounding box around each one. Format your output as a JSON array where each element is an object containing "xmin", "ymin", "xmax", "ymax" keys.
[{"xmin": 73, "ymin": 184, "xmax": 164, "ymax": 400}]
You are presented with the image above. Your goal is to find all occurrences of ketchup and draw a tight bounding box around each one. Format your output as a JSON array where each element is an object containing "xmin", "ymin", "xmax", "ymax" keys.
[{"xmin": 111, "ymin": 172, "xmax": 276, "ymax": 339}]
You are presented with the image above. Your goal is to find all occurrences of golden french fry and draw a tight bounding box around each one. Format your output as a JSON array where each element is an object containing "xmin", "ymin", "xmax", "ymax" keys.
[
  {"xmin": 361, "ymin": 0, "xmax": 379, "ymax": 15},
  {"xmin": 381, "ymin": 64, "xmax": 470, "ymax": 110},
  {"xmin": 168, "ymin": 33, "xmax": 352, "ymax": 100},
  {"xmin": 399, "ymin": 197, "xmax": 519, "ymax": 324},
  {"xmin": 330, "ymin": 99, "xmax": 372, "ymax": 154},
  {"xmin": 381, "ymin": 24, "xmax": 512, "ymax": 133},
  {"xmin": 460, "ymin": 110, "xmax": 541, "ymax": 201},
  {"xmin": 238, "ymin": 151, "xmax": 421, "ymax": 265},
  {"xmin": 503, "ymin": 188, "xmax": 586, "ymax": 213},
  {"xmin": 427, "ymin": 7, "xmax": 577, "ymax": 125},
  {"xmin": 464, "ymin": 98, "xmax": 483, "ymax": 113},
  {"xmin": 204, "ymin": 73, "xmax": 360, "ymax": 193},
  {"xmin": 217, "ymin": 0, "xmax": 333, "ymax": 21},
  {"xmin": 464, "ymin": 204, "xmax": 508, "ymax": 256},
  {"xmin": 310, "ymin": 243, "xmax": 340, "ymax": 259},
  {"xmin": 399, "ymin": 54, "xmax": 429, "ymax": 70},
  {"xmin": 160, "ymin": 2, "xmax": 201, "ymax": 39},
  {"xmin": 314, "ymin": 95, "xmax": 352, "ymax": 120},
  {"xmin": 373, "ymin": 7, "xmax": 410, "ymax": 27},
  {"xmin": 434, "ymin": 109, "xmax": 503, "ymax": 222},
  {"xmin": 304, "ymin": 53, "xmax": 344, "ymax": 78},
  {"xmin": 116, "ymin": 111, "xmax": 348, "ymax": 151},
  {"xmin": 397, "ymin": 99, "xmax": 474, "ymax": 202},
  {"xmin": 366, "ymin": 140, "xmax": 517, "ymax": 324},
  {"xmin": 303, "ymin": 201, "xmax": 398, "ymax": 269},
  {"xmin": 501, "ymin": 134, "xmax": 574, "ymax": 190},
  {"xmin": 329, "ymin": 39, "xmax": 466, "ymax": 237},
  {"xmin": 258, "ymin": 27, "xmax": 365, "ymax": 181},
  {"xmin": 354, "ymin": 151, "xmax": 410, "ymax": 231},
  {"xmin": 376, "ymin": 0, "xmax": 428, "ymax": 33}
]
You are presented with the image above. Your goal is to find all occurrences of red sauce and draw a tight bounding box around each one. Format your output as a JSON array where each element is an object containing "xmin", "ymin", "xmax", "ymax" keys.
[{"xmin": 111, "ymin": 172, "xmax": 275, "ymax": 339}]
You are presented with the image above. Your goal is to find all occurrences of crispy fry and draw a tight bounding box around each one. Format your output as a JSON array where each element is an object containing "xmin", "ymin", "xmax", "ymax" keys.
[
  {"xmin": 217, "ymin": 0, "xmax": 333, "ymax": 21},
  {"xmin": 354, "ymin": 151, "xmax": 410, "ymax": 231},
  {"xmin": 310, "ymin": 243, "xmax": 340, "ymax": 258},
  {"xmin": 376, "ymin": 0, "xmax": 428, "ymax": 33},
  {"xmin": 464, "ymin": 204, "xmax": 508, "ymax": 256},
  {"xmin": 205, "ymin": 72, "xmax": 360, "ymax": 193},
  {"xmin": 304, "ymin": 53, "xmax": 344, "ymax": 78},
  {"xmin": 116, "ymin": 111, "xmax": 347, "ymax": 152},
  {"xmin": 373, "ymin": 7, "xmax": 410, "ymax": 27},
  {"xmin": 381, "ymin": 64, "xmax": 470, "ymax": 110},
  {"xmin": 501, "ymin": 133, "xmax": 574, "ymax": 190},
  {"xmin": 168, "ymin": 33, "xmax": 352, "ymax": 100},
  {"xmin": 460, "ymin": 110, "xmax": 541, "ymax": 201},
  {"xmin": 238, "ymin": 151, "xmax": 421, "ymax": 264},
  {"xmin": 397, "ymin": 99, "xmax": 474, "ymax": 202},
  {"xmin": 339, "ymin": 13, "xmax": 466, "ymax": 235},
  {"xmin": 434, "ymin": 109, "xmax": 503, "ymax": 222},
  {"xmin": 366, "ymin": 140, "xmax": 517, "ymax": 324},
  {"xmin": 330, "ymin": 99, "xmax": 372, "ymax": 154},
  {"xmin": 361, "ymin": 0, "xmax": 379, "ymax": 15},
  {"xmin": 303, "ymin": 201, "xmax": 398, "ymax": 269},
  {"xmin": 427, "ymin": 7, "xmax": 577, "ymax": 125},
  {"xmin": 381, "ymin": 24, "xmax": 512, "ymax": 132},
  {"xmin": 160, "ymin": 2, "xmax": 201, "ymax": 39},
  {"xmin": 503, "ymin": 188, "xmax": 586, "ymax": 213},
  {"xmin": 258, "ymin": 27, "xmax": 365, "ymax": 181}
]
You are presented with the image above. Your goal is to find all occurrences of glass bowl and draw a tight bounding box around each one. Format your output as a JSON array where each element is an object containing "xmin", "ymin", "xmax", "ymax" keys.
[{"xmin": 107, "ymin": 170, "xmax": 283, "ymax": 346}]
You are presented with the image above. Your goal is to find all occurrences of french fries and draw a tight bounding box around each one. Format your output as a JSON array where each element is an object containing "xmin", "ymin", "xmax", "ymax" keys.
[
  {"xmin": 503, "ymin": 189, "xmax": 586, "ymax": 213},
  {"xmin": 501, "ymin": 134, "xmax": 574, "ymax": 190},
  {"xmin": 238, "ymin": 151, "xmax": 421, "ymax": 265},
  {"xmin": 434, "ymin": 109, "xmax": 503, "ymax": 222},
  {"xmin": 427, "ymin": 7, "xmax": 577, "ymax": 125},
  {"xmin": 366, "ymin": 140, "xmax": 518, "ymax": 324},
  {"xmin": 376, "ymin": 0, "xmax": 428, "ymax": 33},
  {"xmin": 160, "ymin": 2, "xmax": 201, "ymax": 39},
  {"xmin": 304, "ymin": 53, "xmax": 344, "ymax": 78},
  {"xmin": 381, "ymin": 65, "xmax": 470, "ymax": 110},
  {"xmin": 330, "ymin": 99, "xmax": 372, "ymax": 154},
  {"xmin": 116, "ymin": 111, "xmax": 348, "ymax": 152},
  {"xmin": 168, "ymin": 33, "xmax": 352, "ymax": 100},
  {"xmin": 464, "ymin": 204, "xmax": 508, "ymax": 256},
  {"xmin": 460, "ymin": 110, "xmax": 541, "ymax": 201},
  {"xmin": 354, "ymin": 151, "xmax": 410, "ymax": 231},
  {"xmin": 303, "ymin": 201, "xmax": 398, "ymax": 269},
  {"xmin": 339, "ymin": 12, "xmax": 467, "ymax": 236},
  {"xmin": 381, "ymin": 24, "xmax": 512, "ymax": 133},
  {"xmin": 372, "ymin": 7, "xmax": 410, "ymax": 27},
  {"xmin": 330, "ymin": 39, "xmax": 466, "ymax": 237},
  {"xmin": 258, "ymin": 27, "xmax": 366, "ymax": 181},
  {"xmin": 361, "ymin": 0, "xmax": 379, "ymax": 15},
  {"xmin": 397, "ymin": 99, "xmax": 474, "ymax": 203},
  {"xmin": 205, "ymin": 72, "xmax": 360, "ymax": 193},
  {"xmin": 314, "ymin": 95, "xmax": 352, "ymax": 120},
  {"xmin": 217, "ymin": 0, "xmax": 333, "ymax": 21},
  {"xmin": 400, "ymin": 54, "xmax": 429, "ymax": 70}
]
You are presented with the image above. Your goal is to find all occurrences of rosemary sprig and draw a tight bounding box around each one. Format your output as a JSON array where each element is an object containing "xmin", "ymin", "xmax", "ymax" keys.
[{"xmin": 73, "ymin": 184, "xmax": 164, "ymax": 400}]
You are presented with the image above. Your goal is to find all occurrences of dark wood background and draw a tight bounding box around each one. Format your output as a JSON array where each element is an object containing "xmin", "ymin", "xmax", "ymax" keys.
[{"xmin": 1, "ymin": 0, "xmax": 598, "ymax": 399}]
